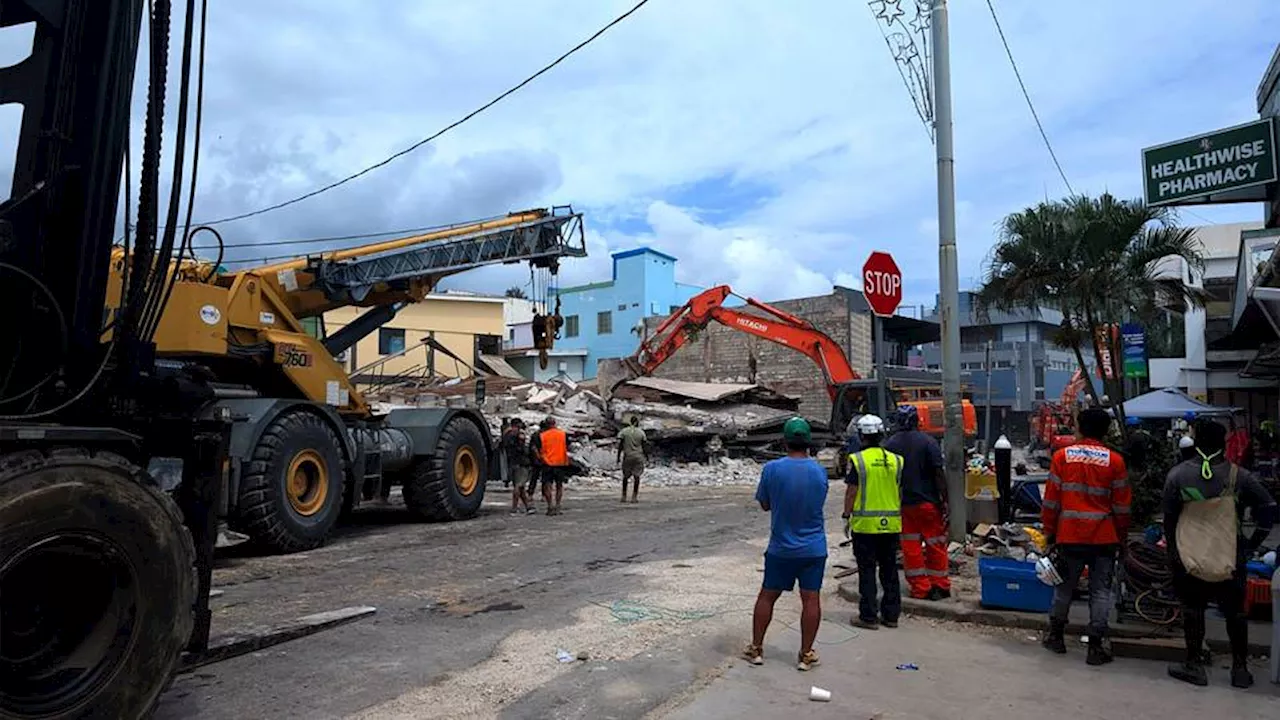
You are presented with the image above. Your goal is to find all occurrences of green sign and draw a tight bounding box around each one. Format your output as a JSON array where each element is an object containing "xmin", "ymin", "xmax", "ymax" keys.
[{"xmin": 1142, "ymin": 118, "xmax": 1277, "ymax": 206}]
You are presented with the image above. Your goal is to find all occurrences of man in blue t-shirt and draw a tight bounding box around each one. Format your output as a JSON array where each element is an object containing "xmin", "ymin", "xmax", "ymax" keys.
[{"xmin": 744, "ymin": 417, "xmax": 828, "ymax": 672}]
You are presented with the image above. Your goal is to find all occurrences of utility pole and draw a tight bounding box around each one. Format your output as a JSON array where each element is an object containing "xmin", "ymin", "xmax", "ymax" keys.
[
  {"xmin": 984, "ymin": 339, "xmax": 994, "ymax": 454},
  {"xmin": 931, "ymin": 0, "xmax": 965, "ymax": 540}
]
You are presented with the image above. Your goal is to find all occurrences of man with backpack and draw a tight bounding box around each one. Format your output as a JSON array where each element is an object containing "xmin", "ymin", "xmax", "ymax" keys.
[{"xmin": 1164, "ymin": 419, "xmax": 1276, "ymax": 689}]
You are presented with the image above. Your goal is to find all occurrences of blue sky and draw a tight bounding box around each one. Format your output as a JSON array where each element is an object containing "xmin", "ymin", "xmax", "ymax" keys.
[{"xmin": 2, "ymin": 0, "xmax": 1276, "ymax": 310}]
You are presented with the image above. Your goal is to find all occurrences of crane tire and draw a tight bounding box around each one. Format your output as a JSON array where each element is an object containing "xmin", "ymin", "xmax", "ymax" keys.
[
  {"xmin": 231, "ymin": 410, "xmax": 345, "ymax": 554},
  {"xmin": 402, "ymin": 416, "xmax": 487, "ymax": 522},
  {"xmin": 0, "ymin": 448, "xmax": 194, "ymax": 720}
]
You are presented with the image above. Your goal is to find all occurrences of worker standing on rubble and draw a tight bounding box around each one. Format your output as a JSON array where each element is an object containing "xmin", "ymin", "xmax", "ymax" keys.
[
  {"xmin": 1041, "ymin": 407, "xmax": 1130, "ymax": 665},
  {"xmin": 530, "ymin": 416, "xmax": 570, "ymax": 515},
  {"xmin": 503, "ymin": 419, "xmax": 536, "ymax": 515},
  {"xmin": 843, "ymin": 414, "xmax": 904, "ymax": 630},
  {"xmin": 743, "ymin": 417, "xmax": 827, "ymax": 671},
  {"xmin": 883, "ymin": 406, "xmax": 950, "ymax": 601},
  {"xmin": 616, "ymin": 415, "xmax": 649, "ymax": 504},
  {"xmin": 1164, "ymin": 418, "xmax": 1276, "ymax": 689}
]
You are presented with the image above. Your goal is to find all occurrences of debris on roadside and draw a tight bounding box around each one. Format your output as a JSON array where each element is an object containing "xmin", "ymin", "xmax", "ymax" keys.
[{"xmin": 967, "ymin": 522, "xmax": 1048, "ymax": 562}]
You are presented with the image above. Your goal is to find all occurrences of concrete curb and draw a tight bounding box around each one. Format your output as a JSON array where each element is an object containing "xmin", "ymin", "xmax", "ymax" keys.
[{"xmin": 835, "ymin": 582, "xmax": 1270, "ymax": 657}]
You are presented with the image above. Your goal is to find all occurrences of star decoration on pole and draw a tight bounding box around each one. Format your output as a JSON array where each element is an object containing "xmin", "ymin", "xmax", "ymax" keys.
[{"xmin": 867, "ymin": 0, "xmax": 935, "ymax": 141}]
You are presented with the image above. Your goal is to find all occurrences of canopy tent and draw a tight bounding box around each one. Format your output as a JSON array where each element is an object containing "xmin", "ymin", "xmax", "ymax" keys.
[{"xmin": 1121, "ymin": 387, "xmax": 1238, "ymax": 419}]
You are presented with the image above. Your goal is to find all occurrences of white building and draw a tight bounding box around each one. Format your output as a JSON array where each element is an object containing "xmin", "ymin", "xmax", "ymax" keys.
[{"xmin": 1151, "ymin": 221, "xmax": 1277, "ymax": 417}]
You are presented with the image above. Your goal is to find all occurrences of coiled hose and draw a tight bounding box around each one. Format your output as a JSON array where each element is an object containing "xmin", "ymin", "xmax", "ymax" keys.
[{"xmin": 1123, "ymin": 538, "xmax": 1181, "ymax": 625}]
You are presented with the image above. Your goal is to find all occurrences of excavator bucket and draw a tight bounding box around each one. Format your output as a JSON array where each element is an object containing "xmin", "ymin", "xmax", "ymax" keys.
[{"xmin": 597, "ymin": 357, "xmax": 646, "ymax": 401}]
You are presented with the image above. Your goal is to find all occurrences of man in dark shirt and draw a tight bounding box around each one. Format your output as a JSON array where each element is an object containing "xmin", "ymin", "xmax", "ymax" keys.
[
  {"xmin": 501, "ymin": 418, "xmax": 535, "ymax": 515},
  {"xmin": 1164, "ymin": 419, "xmax": 1277, "ymax": 689},
  {"xmin": 883, "ymin": 405, "xmax": 950, "ymax": 600}
]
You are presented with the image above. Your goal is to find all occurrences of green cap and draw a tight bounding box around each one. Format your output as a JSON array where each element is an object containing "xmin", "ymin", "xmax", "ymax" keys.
[{"xmin": 783, "ymin": 416, "xmax": 811, "ymax": 443}]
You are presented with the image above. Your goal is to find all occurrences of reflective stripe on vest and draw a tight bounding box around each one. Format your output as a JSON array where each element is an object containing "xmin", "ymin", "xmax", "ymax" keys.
[
  {"xmin": 540, "ymin": 428, "xmax": 569, "ymax": 466},
  {"xmin": 849, "ymin": 448, "xmax": 903, "ymax": 534}
]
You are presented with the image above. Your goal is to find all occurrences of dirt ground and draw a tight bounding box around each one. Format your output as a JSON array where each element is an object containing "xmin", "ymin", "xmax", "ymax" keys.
[{"xmin": 155, "ymin": 480, "xmax": 1278, "ymax": 720}]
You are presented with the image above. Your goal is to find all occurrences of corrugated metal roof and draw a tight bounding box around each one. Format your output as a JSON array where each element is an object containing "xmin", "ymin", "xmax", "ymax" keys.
[{"xmin": 478, "ymin": 354, "xmax": 524, "ymax": 379}]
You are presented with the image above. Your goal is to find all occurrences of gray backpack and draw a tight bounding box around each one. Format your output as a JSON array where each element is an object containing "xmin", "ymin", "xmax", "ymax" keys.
[{"xmin": 1176, "ymin": 465, "xmax": 1238, "ymax": 583}]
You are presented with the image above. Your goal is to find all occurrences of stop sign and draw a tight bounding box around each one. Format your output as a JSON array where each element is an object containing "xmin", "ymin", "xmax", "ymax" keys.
[{"xmin": 862, "ymin": 251, "xmax": 902, "ymax": 317}]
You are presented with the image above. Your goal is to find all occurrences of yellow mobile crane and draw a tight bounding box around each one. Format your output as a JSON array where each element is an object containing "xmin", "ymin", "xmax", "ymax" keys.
[{"xmin": 105, "ymin": 208, "xmax": 586, "ymax": 553}]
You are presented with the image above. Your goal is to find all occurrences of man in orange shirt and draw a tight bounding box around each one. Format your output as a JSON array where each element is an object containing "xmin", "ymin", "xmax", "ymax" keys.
[
  {"xmin": 1041, "ymin": 407, "xmax": 1131, "ymax": 666},
  {"xmin": 530, "ymin": 416, "xmax": 571, "ymax": 515}
]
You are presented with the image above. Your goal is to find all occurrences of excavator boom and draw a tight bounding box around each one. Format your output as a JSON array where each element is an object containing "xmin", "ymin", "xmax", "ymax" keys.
[
  {"xmin": 637, "ymin": 285, "xmax": 859, "ymax": 397},
  {"xmin": 626, "ymin": 284, "xmax": 977, "ymax": 438}
]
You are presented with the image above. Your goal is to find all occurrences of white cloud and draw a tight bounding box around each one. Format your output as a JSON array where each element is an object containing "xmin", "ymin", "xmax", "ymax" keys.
[{"xmin": 3, "ymin": 0, "xmax": 1276, "ymax": 310}]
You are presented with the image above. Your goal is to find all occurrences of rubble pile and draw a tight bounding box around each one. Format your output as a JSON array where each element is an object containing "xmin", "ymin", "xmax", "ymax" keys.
[{"xmin": 368, "ymin": 373, "xmax": 830, "ymax": 488}]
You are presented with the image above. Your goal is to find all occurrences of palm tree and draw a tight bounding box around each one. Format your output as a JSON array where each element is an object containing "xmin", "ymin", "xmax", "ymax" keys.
[
  {"xmin": 975, "ymin": 193, "xmax": 1206, "ymax": 427},
  {"xmin": 505, "ymin": 286, "xmax": 528, "ymax": 299}
]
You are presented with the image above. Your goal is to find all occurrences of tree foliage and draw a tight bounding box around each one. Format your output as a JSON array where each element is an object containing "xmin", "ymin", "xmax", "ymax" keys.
[
  {"xmin": 975, "ymin": 193, "xmax": 1207, "ymax": 428},
  {"xmin": 504, "ymin": 286, "xmax": 528, "ymax": 299}
]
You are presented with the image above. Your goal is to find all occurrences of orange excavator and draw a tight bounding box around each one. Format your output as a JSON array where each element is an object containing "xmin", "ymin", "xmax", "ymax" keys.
[
  {"xmin": 618, "ymin": 285, "xmax": 977, "ymax": 438},
  {"xmin": 1030, "ymin": 367, "xmax": 1089, "ymax": 463}
]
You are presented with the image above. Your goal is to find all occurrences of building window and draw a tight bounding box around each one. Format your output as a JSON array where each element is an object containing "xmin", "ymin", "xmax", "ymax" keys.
[
  {"xmin": 597, "ymin": 310, "xmax": 613, "ymax": 335},
  {"xmin": 618, "ymin": 303, "xmax": 627, "ymax": 311},
  {"xmin": 993, "ymin": 360, "xmax": 1013, "ymax": 369},
  {"xmin": 631, "ymin": 303, "xmax": 639, "ymax": 308},
  {"xmin": 508, "ymin": 329, "xmax": 515, "ymax": 343},
  {"xmin": 378, "ymin": 328, "xmax": 405, "ymax": 355},
  {"xmin": 565, "ymin": 315, "xmax": 579, "ymax": 338}
]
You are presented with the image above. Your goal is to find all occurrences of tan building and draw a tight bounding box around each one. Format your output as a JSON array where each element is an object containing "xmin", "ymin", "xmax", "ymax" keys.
[{"xmin": 324, "ymin": 292, "xmax": 506, "ymax": 384}]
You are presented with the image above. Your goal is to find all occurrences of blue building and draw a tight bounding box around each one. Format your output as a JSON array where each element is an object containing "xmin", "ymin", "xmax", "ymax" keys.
[
  {"xmin": 920, "ymin": 291, "xmax": 1089, "ymax": 442},
  {"xmin": 553, "ymin": 248, "xmax": 703, "ymax": 378}
]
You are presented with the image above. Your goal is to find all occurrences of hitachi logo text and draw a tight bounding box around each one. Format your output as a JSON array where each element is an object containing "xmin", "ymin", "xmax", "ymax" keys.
[{"xmin": 736, "ymin": 318, "xmax": 768, "ymax": 332}]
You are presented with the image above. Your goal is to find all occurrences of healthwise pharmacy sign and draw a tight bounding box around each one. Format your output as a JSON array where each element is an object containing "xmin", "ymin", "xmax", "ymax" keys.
[{"xmin": 1142, "ymin": 118, "xmax": 1277, "ymax": 207}]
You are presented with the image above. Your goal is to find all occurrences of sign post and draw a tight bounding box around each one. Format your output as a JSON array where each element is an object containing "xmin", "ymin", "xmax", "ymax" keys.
[
  {"xmin": 1142, "ymin": 118, "xmax": 1277, "ymax": 207},
  {"xmin": 863, "ymin": 252, "xmax": 903, "ymax": 430}
]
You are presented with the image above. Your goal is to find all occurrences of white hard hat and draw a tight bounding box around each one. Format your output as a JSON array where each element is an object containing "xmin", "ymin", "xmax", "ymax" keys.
[
  {"xmin": 855, "ymin": 414, "xmax": 885, "ymax": 436},
  {"xmin": 1178, "ymin": 435, "xmax": 1194, "ymax": 449},
  {"xmin": 1035, "ymin": 555, "xmax": 1063, "ymax": 586}
]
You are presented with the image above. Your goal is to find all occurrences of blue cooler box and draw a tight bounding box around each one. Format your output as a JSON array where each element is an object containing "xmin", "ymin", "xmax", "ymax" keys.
[{"xmin": 979, "ymin": 557, "xmax": 1054, "ymax": 612}]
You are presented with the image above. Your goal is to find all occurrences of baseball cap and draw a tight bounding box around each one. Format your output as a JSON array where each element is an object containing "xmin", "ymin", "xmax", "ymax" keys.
[{"xmin": 782, "ymin": 416, "xmax": 812, "ymax": 443}]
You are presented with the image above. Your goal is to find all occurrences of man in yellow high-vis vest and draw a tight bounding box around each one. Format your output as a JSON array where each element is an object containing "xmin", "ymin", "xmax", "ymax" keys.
[{"xmin": 842, "ymin": 414, "xmax": 904, "ymax": 630}]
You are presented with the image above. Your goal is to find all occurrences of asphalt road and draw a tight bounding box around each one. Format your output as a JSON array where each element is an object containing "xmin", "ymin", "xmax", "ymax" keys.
[
  {"xmin": 156, "ymin": 481, "xmax": 1280, "ymax": 719},
  {"xmin": 155, "ymin": 484, "xmax": 774, "ymax": 720}
]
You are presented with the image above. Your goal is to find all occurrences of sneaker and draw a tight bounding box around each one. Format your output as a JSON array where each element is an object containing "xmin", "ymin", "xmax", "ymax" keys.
[
  {"xmin": 796, "ymin": 649, "xmax": 820, "ymax": 671},
  {"xmin": 881, "ymin": 617, "xmax": 899, "ymax": 628},
  {"xmin": 509, "ymin": 509, "xmax": 519, "ymax": 516},
  {"xmin": 1168, "ymin": 662, "xmax": 1209, "ymax": 687},
  {"xmin": 526, "ymin": 506, "xmax": 537, "ymax": 515},
  {"xmin": 1230, "ymin": 665, "xmax": 1254, "ymax": 689},
  {"xmin": 934, "ymin": 588, "xmax": 951, "ymax": 600},
  {"xmin": 852, "ymin": 617, "xmax": 880, "ymax": 630},
  {"xmin": 742, "ymin": 644, "xmax": 764, "ymax": 666}
]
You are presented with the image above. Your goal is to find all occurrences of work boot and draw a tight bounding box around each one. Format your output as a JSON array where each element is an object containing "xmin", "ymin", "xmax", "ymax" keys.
[
  {"xmin": 1042, "ymin": 620, "xmax": 1067, "ymax": 654},
  {"xmin": 852, "ymin": 616, "xmax": 879, "ymax": 630},
  {"xmin": 1168, "ymin": 662, "xmax": 1209, "ymax": 686},
  {"xmin": 1230, "ymin": 664, "xmax": 1254, "ymax": 689},
  {"xmin": 880, "ymin": 617, "xmax": 899, "ymax": 629},
  {"xmin": 1086, "ymin": 637, "xmax": 1113, "ymax": 666}
]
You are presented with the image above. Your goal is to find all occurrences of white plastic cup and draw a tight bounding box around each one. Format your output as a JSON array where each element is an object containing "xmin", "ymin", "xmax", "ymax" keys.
[{"xmin": 809, "ymin": 686, "xmax": 831, "ymax": 702}]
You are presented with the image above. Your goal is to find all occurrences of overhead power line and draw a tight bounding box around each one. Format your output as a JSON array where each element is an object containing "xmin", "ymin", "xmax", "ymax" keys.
[
  {"xmin": 199, "ymin": 0, "xmax": 653, "ymax": 227},
  {"xmin": 984, "ymin": 0, "xmax": 1073, "ymax": 195}
]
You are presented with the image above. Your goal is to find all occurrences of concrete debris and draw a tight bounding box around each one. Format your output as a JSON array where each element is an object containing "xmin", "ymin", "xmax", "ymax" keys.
[{"xmin": 370, "ymin": 372, "xmax": 819, "ymax": 471}]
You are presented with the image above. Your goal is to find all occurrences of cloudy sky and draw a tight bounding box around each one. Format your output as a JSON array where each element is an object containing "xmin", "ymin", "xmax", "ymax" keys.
[{"xmin": 2, "ymin": 1, "xmax": 1277, "ymax": 312}]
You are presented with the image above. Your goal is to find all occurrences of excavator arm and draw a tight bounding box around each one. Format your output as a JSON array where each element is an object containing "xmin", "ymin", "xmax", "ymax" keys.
[{"xmin": 634, "ymin": 285, "xmax": 861, "ymax": 399}]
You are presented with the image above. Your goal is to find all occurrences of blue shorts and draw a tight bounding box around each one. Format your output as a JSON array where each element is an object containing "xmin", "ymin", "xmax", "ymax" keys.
[{"xmin": 762, "ymin": 554, "xmax": 827, "ymax": 592}]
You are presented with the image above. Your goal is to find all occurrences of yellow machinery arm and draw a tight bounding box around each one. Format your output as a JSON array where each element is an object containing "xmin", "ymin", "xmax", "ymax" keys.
[{"xmin": 108, "ymin": 207, "xmax": 586, "ymax": 418}]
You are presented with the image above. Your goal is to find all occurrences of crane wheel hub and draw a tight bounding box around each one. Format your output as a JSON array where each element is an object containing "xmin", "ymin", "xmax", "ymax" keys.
[
  {"xmin": 286, "ymin": 450, "xmax": 329, "ymax": 517},
  {"xmin": 453, "ymin": 447, "xmax": 479, "ymax": 496}
]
